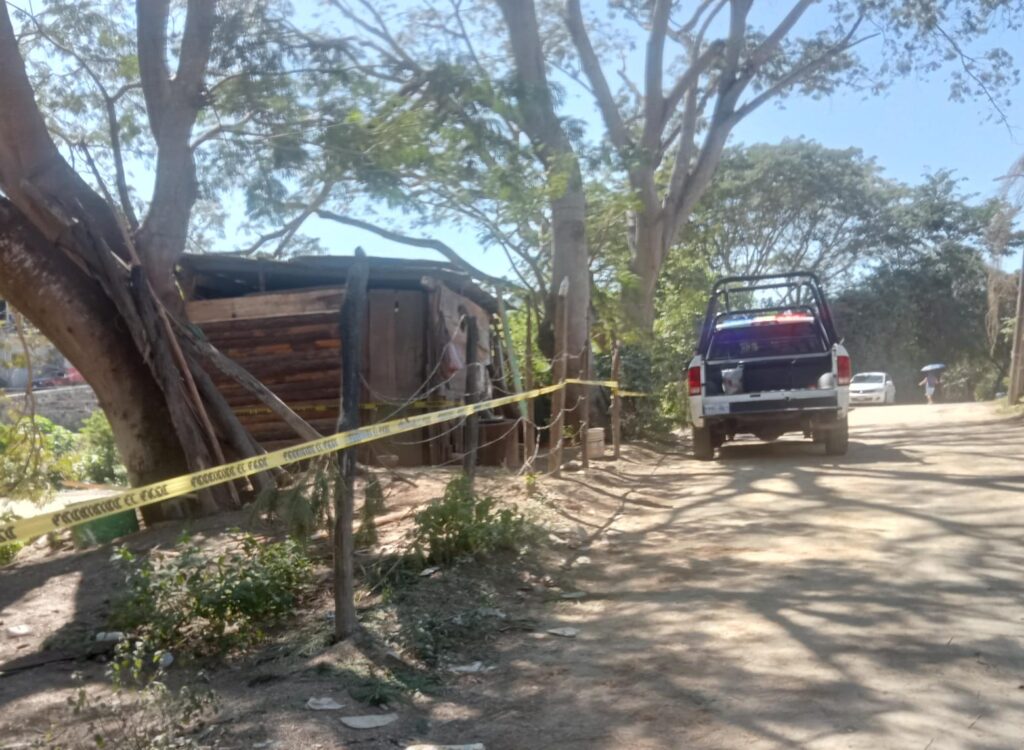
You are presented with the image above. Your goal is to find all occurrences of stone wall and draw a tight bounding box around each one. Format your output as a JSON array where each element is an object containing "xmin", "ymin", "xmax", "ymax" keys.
[{"xmin": 2, "ymin": 386, "xmax": 101, "ymax": 430}]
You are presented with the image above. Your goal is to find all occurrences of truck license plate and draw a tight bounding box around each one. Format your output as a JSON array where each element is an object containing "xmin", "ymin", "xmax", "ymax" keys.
[{"xmin": 704, "ymin": 401, "xmax": 730, "ymax": 416}]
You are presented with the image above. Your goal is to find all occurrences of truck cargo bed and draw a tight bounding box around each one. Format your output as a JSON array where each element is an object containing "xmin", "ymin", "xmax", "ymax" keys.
[{"xmin": 704, "ymin": 354, "xmax": 832, "ymax": 395}]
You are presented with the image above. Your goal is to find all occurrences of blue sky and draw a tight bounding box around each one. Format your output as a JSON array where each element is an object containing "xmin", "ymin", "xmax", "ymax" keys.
[
  {"xmin": 11, "ymin": 2, "xmax": 1022, "ymax": 276},
  {"xmin": 269, "ymin": 4, "xmax": 1024, "ymax": 278}
]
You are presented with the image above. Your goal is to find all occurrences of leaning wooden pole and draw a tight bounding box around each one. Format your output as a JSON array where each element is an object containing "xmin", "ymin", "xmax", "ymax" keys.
[
  {"xmin": 548, "ymin": 279, "xmax": 569, "ymax": 476},
  {"xmin": 463, "ymin": 315, "xmax": 481, "ymax": 482},
  {"xmin": 497, "ymin": 295, "xmax": 528, "ymax": 420},
  {"xmin": 334, "ymin": 248, "xmax": 369, "ymax": 641},
  {"xmin": 611, "ymin": 341, "xmax": 622, "ymax": 460}
]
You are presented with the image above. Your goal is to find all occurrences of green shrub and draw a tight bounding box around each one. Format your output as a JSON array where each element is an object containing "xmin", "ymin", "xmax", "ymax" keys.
[
  {"xmin": 0, "ymin": 512, "xmax": 22, "ymax": 567},
  {"xmin": 73, "ymin": 410, "xmax": 126, "ymax": 485},
  {"xmin": 411, "ymin": 475, "xmax": 530, "ymax": 566},
  {"xmin": 110, "ymin": 532, "xmax": 313, "ymax": 654},
  {"xmin": 252, "ymin": 459, "xmax": 334, "ymax": 540},
  {"xmin": 0, "ymin": 415, "xmax": 76, "ymax": 500},
  {"xmin": 364, "ymin": 474, "xmax": 386, "ymax": 514},
  {"xmin": 34, "ymin": 640, "xmax": 219, "ymax": 750}
]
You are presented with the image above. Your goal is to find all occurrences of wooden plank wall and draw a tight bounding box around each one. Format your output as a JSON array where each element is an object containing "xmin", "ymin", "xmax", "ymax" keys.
[{"xmin": 187, "ymin": 286, "xmax": 431, "ymax": 465}]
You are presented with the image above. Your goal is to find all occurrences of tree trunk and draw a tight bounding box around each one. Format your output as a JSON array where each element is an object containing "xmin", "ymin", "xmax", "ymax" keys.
[
  {"xmin": 624, "ymin": 213, "xmax": 667, "ymax": 332},
  {"xmin": 550, "ymin": 186, "xmax": 590, "ymax": 427},
  {"xmin": 0, "ymin": 200, "xmax": 188, "ymax": 521},
  {"xmin": 0, "ymin": 3, "xmax": 255, "ymax": 515},
  {"xmin": 497, "ymin": 0, "xmax": 590, "ymax": 429}
]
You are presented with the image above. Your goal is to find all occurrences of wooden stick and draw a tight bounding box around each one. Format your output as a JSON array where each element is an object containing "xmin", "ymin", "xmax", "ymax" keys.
[
  {"xmin": 524, "ymin": 303, "xmax": 535, "ymax": 469},
  {"xmin": 612, "ymin": 341, "xmax": 622, "ymax": 460},
  {"xmin": 174, "ymin": 318, "xmax": 323, "ymax": 442},
  {"xmin": 580, "ymin": 342, "xmax": 590, "ymax": 471},
  {"xmin": 463, "ymin": 315, "xmax": 481, "ymax": 482},
  {"xmin": 334, "ymin": 248, "xmax": 368, "ymax": 641},
  {"xmin": 548, "ymin": 279, "xmax": 569, "ymax": 476}
]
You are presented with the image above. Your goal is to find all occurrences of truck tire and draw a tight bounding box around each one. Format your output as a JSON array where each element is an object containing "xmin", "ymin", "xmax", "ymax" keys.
[
  {"xmin": 824, "ymin": 417, "xmax": 849, "ymax": 456},
  {"xmin": 692, "ymin": 425, "xmax": 715, "ymax": 461}
]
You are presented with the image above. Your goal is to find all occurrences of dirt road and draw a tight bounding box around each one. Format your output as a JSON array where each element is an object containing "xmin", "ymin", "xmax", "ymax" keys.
[{"xmin": 443, "ymin": 403, "xmax": 1024, "ymax": 749}]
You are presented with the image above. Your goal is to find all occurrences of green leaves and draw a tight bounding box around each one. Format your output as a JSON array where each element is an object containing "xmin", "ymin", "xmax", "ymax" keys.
[
  {"xmin": 109, "ymin": 532, "xmax": 313, "ymax": 655},
  {"xmin": 411, "ymin": 475, "xmax": 531, "ymax": 566}
]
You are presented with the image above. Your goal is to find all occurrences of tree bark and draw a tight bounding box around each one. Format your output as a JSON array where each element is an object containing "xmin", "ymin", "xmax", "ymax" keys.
[
  {"xmin": 0, "ymin": 2, "xmax": 262, "ymax": 515},
  {"xmin": 0, "ymin": 200, "xmax": 188, "ymax": 521},
  {"xmin": 497, "ymin": 0, "xmax": 590, "ymax": 427},
  {"xmin": 334, "ymin": 249, "xmax": 368, "ymax": 641},
  {"xmin": 135, "ymin": 0, "xmax": 217, "ymax": 305}
]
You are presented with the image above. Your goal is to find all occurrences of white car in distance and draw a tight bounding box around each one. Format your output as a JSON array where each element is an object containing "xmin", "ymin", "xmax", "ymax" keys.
[{"xmin": 849, "ymin": 372, "xmax": 895, "ymax": 405}]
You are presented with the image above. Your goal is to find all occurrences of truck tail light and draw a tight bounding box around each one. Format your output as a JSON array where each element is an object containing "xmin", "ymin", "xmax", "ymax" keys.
[
  {"xmin": 837, "ymin": 354, "xmax": 852, "ymax": 385},
  {"xmin": 688, "ymin": 366, "xmax": 702, "ymax": 396}
]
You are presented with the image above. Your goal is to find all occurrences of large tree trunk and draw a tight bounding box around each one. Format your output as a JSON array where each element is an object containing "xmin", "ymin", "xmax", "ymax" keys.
[
  {"xmin": 624, "ymin": 214, "xmax": 668, "ymax": 332},
  {"xmin": 0, "ymin": 200, "xmax": 188, "ymax": 521},
  {"xmin": 550, "ymin": 185, "xmax": 590, "ymax": 423},
  {"xmin": 497, "ymin": 0, "xmax": 590, "ymax": 429},
  {"xmin": 0, "ymin": 2, "xmax": 258, "ymax": 515}
]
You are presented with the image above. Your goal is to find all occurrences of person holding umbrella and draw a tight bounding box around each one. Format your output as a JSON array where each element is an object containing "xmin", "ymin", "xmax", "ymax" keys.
[{"xmin": 919, "ymin": 364, "xmax": 945, "ymax": 404}]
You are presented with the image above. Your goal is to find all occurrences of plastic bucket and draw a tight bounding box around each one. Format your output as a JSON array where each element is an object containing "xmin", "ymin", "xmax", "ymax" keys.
[
  {"xmin": 585, "ymin": 427, "xmax": 606, "ymax": 459},
  {"xmin": 71, "ymin": 508, "xmax": 139, "ymax": 548}
]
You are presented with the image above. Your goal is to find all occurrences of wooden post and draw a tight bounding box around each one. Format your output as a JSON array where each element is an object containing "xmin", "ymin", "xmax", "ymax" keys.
[
  {"xmin": 524, "ymin": 304, "xmax": 535, "ymax": 468},
  {"xmin": 1009, "ymin": 250, "xmax": 1024, "ymax": 404},
  {"xmin": 497, "ymin": 295, "xmax": 528, "ymax": 418},
  {"xmin": 334, "ymin": 248, "xmax": 368, "ymax": 641},
  {"xmin": 463, "ymin": 315, "xmax": 481, "ymax": 481},
  {"xmin": 580, "ymin": 342, "xmax": 590, "ymax": 471},
  {"xmin": 548, "ymin": 279, "xmax": 569, "ymax": 475},
  {"xmin": 612, "ymin": 341, "xmax": 622, "ymax": 460}
]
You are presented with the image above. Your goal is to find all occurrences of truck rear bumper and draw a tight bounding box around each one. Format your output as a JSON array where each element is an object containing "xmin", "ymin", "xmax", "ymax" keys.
[{"xmin": 691, "ymin": 390, "xmax": 848, "ymax": 429}]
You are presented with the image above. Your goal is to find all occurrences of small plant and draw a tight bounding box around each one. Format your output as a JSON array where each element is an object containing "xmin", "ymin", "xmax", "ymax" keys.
[
  {"xmin": 354, "ymin": 474, "xmax": 387, "ymax": 548},
  {"xmin": 73, "ymin": 410, "xmax": 126, "ymax": 485},
  {"xmin": 411, "ymin": 475, "xmax": 530, "ymax": 566},
  {"xmin": 364, "ymin": 474, "xmax": 387, "ymax": 514},
  {"xmin": 252, "ymin": 459, "xmax": 334, "ymax": 539},
  {"xmin": 0, "ymin": 415, "xmax": 76, "ymax": 500},
  {"xmin": 354, "ymin": 507, "xmax": 379, "ymax": 547},
  {"xmin": 524, "ymin": 472, "xmax": 540, "ymax": 498},
  {"xmin": 110, "ymin": 532, "xmax": 313, "ymax": 654},
  {"xmin": 349, "ymin": 670, "xmax": 407, "ymax": 707},
  {"xmin": 33, "ymin": 641, "xmax": 219, "ymax": 750},
  {"xmin": 0, "ymin": 512, "xmax": 22, "ymax": 567}
]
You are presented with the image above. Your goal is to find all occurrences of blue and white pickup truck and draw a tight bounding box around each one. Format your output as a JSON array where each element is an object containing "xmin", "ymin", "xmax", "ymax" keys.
[{"xmin": 687, "ymin": 273, "xmax": 851, "ymax": 460}]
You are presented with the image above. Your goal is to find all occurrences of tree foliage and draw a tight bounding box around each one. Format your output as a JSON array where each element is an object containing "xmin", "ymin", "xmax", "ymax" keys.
[{"xmin": 683, "ymin": 140, "xmax": 895, "ymax": 282}]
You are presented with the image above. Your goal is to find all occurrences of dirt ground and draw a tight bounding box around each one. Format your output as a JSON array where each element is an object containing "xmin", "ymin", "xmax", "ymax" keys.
[{"xmin": 2, "ymin": 402, "xmax": 1023, "ymax": 749}]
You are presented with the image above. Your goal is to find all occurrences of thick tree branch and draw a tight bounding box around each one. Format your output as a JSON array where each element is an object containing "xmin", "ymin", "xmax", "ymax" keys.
[
  {"xmin": 20, "ymin": 15, "xmax": 140, "ymax": 228},
  {"xmin": 136, "ymin": 0, "xmax": 172, "ymax": 131},
  {"xmin": 643, "ymin": 0, "xmax": 672, "ymax": 130},
  {"xmin": 176, "ymin": 0, "xmax": 218, "ymax": 91},
  {"xmin": 565, "ymin": 0, "xmax": 630, "ymax": 151},
  {"xmin": 136, "ymin": 0, "xmax": 218, "ymax": 293},
  {"xmin": 315, "ymin": 209, "xmax": 513, "ymax": 289},
  {"xmin": 745, "ymin": 0, "xmax": 816, "ymax": 71},
  {"xmin": 660, "ymin": 40, "xmax": 724, "ymax": 133}
]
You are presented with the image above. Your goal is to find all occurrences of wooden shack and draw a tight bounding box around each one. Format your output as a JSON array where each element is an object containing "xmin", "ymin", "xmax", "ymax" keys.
[{"xmin": 180, "ymin": 253, "xmax": 517, "ymax": 467}]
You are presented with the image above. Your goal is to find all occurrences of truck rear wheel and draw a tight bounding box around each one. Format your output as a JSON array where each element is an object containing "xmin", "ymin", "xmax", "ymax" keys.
[
  {"xmin": 692, "ymin": 425, "xmax": 715, "ymax": 461},
  {"xmin": 824, "ymin": 417, "xmax": 849, "ymax": 456}
]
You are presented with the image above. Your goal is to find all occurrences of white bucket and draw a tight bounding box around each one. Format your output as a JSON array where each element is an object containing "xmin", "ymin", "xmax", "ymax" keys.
[{"xmin": 585, "ymin": 427, "xmax": 606, "ymax": 459}]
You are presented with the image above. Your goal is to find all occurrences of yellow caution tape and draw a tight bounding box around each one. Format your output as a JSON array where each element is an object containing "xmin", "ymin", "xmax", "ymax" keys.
[
  {"xmin": 616, "ymin": 391, "xmax": 650, "ymax": 398},
  {"xmin": 234, "ymin": 399, "xmax": 463, "ymax": 417},
  {"xmin": 0, "ymin": 379, "xmax": 616, "ymax": 545}
]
